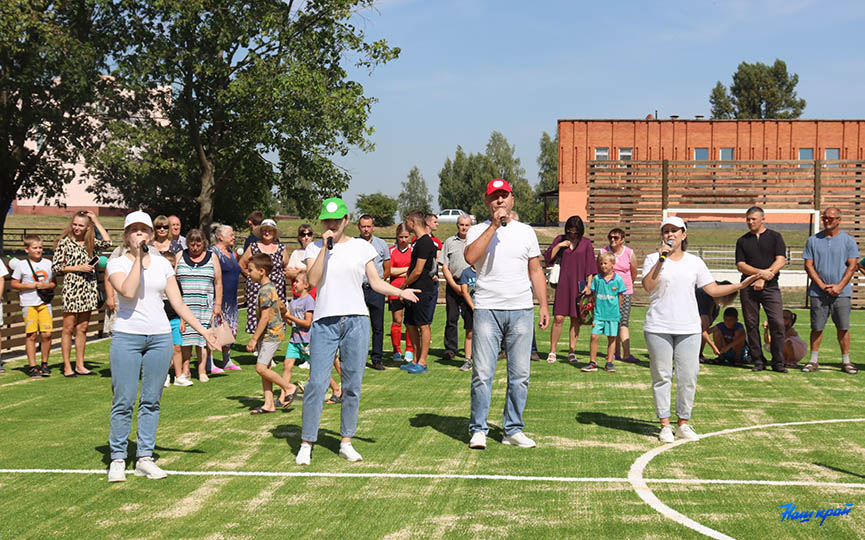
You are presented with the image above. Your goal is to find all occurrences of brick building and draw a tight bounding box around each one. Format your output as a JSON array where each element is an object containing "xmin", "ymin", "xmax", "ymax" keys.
[{"xmin": 557, "ymin": 118, "xmax": 865, "ymax": 222}]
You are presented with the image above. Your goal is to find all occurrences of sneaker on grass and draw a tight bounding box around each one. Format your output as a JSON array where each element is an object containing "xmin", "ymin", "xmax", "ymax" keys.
[
  {"xmin": 339, "ymin": 442, "xmax": 363, "ymax": 462},
  {"xmin": 502, "ymin": 431, "xmax": 536, "ymax": 448},
  {"xmin": 469, "ymin": 431, "xmax": 486, "ymax": 449},
  {"xmin": 173, "ymin": 374, "xmax": 193, "ymax": 387},
  {"xmin": 392, "ymin": 351, "xmax": 402, "ymax": 363},
  {"xmin": 296, "ymin": 443, "xmax": 312, "ymax": 466},
  {"xmin": 459, "ymin": 358, "xmax": 473, "ymax": 372},
  {"xmin": 407, "ymin": 363, "xmax": 428, "ymax": 374},
  {"xmin": 676, "ymin": 423, "xmax": 700, "ymax": 441},
  {"xmin": 404, "ymin": 351, "xmax": 414, "ymax": 362},
  {"xmin": 581, "ymin": 361, "xmax": 598, "ymax": 372},
  {"xmin": 108, "ymin": 459, "xmax": 126, "ymax": 483},
  {"xmin": 658, "ymin": 425, "xmax": 675, "ymax": 443},
  {"xmin": 134, "ymin": 457, "xmax": 167, "ymax": 479}
]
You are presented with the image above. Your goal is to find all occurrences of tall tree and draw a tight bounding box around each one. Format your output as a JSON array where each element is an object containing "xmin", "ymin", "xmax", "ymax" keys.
[
  {"xmin": 0, "ymin": 1, "xmax": 116, "ymax": 254},
  {"xmin": 89, "ymin": 0, "xmax": 399, "ymax": 231},
  {"xmin": 356, "ymin": 192, "xmax": 397, "ymax": 226},
  {"xmin": 485, "ymin": 131, "xmax": 538, "ymax": 223},
  {"xmin": 535, "ymin": 131, "xmax": 558, "ymax": 224},
  {"xmin": 438, "ymin": 146, "xmax": 497, "ymax": 219},
  {"xmin": 397, "ymin": 166, "xmax": 432, "ymax": 219},
  {"xmin": 709, "ymin": 59, "xmax": 806, "ymax": 119}
]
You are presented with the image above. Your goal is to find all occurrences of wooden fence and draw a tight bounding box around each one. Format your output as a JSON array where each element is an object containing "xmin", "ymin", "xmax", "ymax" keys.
[{"xmin": 587, "ymin": 158, "xmax": 865, "ymax": 305}]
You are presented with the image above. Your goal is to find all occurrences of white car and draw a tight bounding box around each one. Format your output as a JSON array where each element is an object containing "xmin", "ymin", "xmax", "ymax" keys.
[{"xmin": 437, "ymin": 209, "xmax": 476, "ymax": 225}]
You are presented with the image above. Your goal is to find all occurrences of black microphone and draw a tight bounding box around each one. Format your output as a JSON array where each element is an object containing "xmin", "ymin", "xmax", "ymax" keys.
[
  {"xmin": 326, "ymin": 237, "xmax": 333, "ymax": 250},
  {"xmin": 140, "ymin": 241, "xmax": 149, "ymax": 253},
  {"xmin": 659, "ymin": 240, "xmax": 673, "ymax": 261},
  {"xmin": 500, "ymin": 213, "xmax": 508, "ymax": 227}
]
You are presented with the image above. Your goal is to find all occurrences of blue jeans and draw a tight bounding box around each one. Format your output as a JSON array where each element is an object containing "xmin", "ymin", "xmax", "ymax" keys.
[
  {"xmin": 109, "ymin": 332, "xmax": 173, "ymax": 460},
  {"xmin": 470, "ymin": 308, "xmax": 533, "ymax": 436},
  {"xmin": 302, "ymin": 315, "xmax": 370, "ymax": 442}
]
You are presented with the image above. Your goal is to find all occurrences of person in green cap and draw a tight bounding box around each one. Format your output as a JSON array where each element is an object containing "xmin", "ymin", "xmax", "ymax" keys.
[{"xmin": 297, "ymin": 197, "xmax": 420, "ymax": 465}]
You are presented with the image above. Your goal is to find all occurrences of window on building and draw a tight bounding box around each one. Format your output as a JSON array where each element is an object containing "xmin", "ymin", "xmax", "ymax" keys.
[
  {"xmin": 593, "ymin": 147, "xmax": 609, "ymax": 168},
  {"xmin": 617, "ymin": 147, "xmax": 632, "ymax": 168},
  {"xmin": 719, "ymin": 147, "xmax": 734, "ymax": 168},
  {"xmin": 694, "ymin": 147, "xmax": 709, "ymax": 168},
  {"xmin": 825, "ymin": 148, "xmax": 840, "ymax": 167},
  {"xmin": 799, "ymin": 147, "xmax": 814, "ymax": 168}
]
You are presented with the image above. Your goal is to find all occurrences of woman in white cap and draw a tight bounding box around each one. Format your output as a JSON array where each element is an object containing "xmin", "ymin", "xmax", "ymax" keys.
[
  {"xmin": 106, "ymin": 211, "xmax": 218, "ymax": 482},
  {"xmin": 642, "ymin": 216, "xmax": 757, "ymax": 443},
  {"xmin": 239, "ymin": 218, "xmax": 288, "ymax": 336},
  {"xmin": 296, "ymin": 197, "xmax": 419, "ymax": 466}
]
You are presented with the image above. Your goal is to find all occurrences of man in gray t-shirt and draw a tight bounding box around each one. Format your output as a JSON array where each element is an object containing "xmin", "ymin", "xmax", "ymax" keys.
[
  {"xmin": 440, "ymin": 214, "xmax": 473, "ymax": 361},
  {"xmin": 358, "ymin": 214, "xmax": 391, "ymax": 370},
  {"xmin": 802, "ymin": 207, "xmax": 860, "ymax": 374}
]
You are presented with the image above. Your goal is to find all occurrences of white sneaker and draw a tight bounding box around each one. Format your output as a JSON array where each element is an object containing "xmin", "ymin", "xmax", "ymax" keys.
[
  {"xmin": 297, "ymin": 362, "xmax": 310, "ymax": 370},
  {"xmin": 108, "ymin": 459, "xmax": 126, "ymax": 483},
  {"xmin": 339, "ymin": 442, "xmax": 363, "ymax": 462},
  {"xmin": 658, "ymin": 425, "xmax": 675, "ymax": 443},
  {"xmin": 198, "ymin": 373, "xmax": 209, "ymax": 383},
  {"xmin": 296, "ymin": 443, "xmax": 312, "ymax": 466},
  {"xmin": 502, "ymin": 431, "xmax": 536, "ymax": 448},
  {"xmin": 676, "ymin": 423, "xmax": 700, "ymax": 441},
  {"xmin": 173, "ymin": 375, "xmax": 193, "ymax": 387},
  {"xmin": 134, "ymin": 456, "xmax": 167, "ymax": 479},
  {"xmin": 469, "ymin": 431, "xmax": 487, "ymax": 449},
  {"xmin": 164, "ymin": 374, "xmax": 170, "ymax": 388}
]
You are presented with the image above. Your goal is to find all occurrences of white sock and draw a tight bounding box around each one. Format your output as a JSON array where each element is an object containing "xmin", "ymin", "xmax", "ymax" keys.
[
  {"xmin": 810, "ymin": 351, "xmax": 819, "ymax": 364},
  {"xmin": 842, "ymin": 354, "xmax": 851, "ymax": 364}
]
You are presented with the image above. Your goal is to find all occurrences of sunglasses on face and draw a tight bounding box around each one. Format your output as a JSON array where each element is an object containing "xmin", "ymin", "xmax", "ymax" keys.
[
  {"xmin": 566, "ymin": 230, "xmax": 579, "ymax": 235},
  {"xmin": 608, "ymin": 235, "xmax": 622, "ymax": 240},
  {"xmin": 155, "ymin": 225, "xmax": 169, "ymax": 230},
  {"xmin": 299, "ymin": 232, "xmax": 313, "ymax": 237}
]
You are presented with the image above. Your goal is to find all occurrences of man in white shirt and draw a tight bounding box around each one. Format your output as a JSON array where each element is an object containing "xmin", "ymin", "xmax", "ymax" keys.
[
  {"xmin": 168, "ymin": 215, "xmax": 187, "ymax": 250},
  {"xmin": 464, "ymin": 179, "xmax": 550, "ymax": 450}
]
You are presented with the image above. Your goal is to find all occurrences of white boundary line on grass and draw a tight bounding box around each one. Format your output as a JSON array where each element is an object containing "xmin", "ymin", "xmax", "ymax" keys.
[{"xmin": 628, "ymin": 417, "xmax": 865, "ymax": 540}]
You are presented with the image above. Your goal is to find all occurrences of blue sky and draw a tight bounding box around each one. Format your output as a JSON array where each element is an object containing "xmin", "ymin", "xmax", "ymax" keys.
[{"xmin": 336, "ymin": 0, "xmax": 865, "ymax": 212}]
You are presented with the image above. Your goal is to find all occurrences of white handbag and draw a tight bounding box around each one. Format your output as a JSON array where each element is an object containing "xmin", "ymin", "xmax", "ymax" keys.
[{"xmin": 547, "ymin": 263, "xmax": 561, "ymax": 285}]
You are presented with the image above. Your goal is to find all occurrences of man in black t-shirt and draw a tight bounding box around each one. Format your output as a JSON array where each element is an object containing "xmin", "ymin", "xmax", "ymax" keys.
[
  {"xmin": 401, "ymin": 210, "xmax": 438, "ymax": 374},
  {"xmin": 735, "ymin": 207, "xmax": 787, "ymax": 372}
]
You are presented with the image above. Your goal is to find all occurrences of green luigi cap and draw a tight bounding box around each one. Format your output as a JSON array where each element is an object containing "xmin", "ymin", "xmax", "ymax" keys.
[{"xmin": 318, "ymin": 197, "xmax": 348, "ymax": 220}]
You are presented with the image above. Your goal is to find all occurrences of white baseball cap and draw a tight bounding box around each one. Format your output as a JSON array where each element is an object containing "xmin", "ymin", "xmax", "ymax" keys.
[
  {"xmin": 660, "ymin": 216, "xmax": 687, "ymax": 231},
  {"xmin": 124, "ymin": 210, "xmax": 153, "ymax": 229}
]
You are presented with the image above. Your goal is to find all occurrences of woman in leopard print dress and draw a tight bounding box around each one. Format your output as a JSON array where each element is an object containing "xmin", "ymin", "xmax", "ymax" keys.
[{"xmin": 52, "ymin": 211, "xmax": 112, "ymax": 377}]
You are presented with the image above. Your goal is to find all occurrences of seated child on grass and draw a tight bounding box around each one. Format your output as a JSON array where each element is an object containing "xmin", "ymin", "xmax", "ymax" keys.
[
  {"xmin": 583, "ymin": 251, "xmax": 624, "ymax": 373},
  {"xmin": 245, "ymin": 253, "xmax": 298, "ymax": 414},
  {"xmin": 11, "ymin": 235, "xmax": 57, "ymax": 378},
  {"xmin": 764, "ymin": 309, "xmax": 808, "ymax": 368},
  {"xmin": 710, "ymin": 307, "xmax": 747, "ymax": 365}
]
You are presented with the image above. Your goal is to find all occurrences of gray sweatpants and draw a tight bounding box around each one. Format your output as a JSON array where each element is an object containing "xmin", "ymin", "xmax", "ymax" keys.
[{"xmin": 645, "ymin": 331, "xmax": 701, "ymax": 420}]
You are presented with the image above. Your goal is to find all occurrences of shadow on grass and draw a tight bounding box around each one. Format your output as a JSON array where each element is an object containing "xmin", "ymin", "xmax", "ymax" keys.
[
  {"xmin": 95, "ymin": 443, "xmax": 204, "ymax": 466},
  {"xmin": 408, "ymin": 413, "xmax": 504, "ymax": 444},
  {"xmin": 814, "ymin": 462, "xmax": 865, "ymax": 479},
  {"xmin": 576, "ymin": 411, "xmax": 658, "ymax": 436},
  {"xmin": 269, "ymin": 425, "xmax": 375, "ymax": 456}
]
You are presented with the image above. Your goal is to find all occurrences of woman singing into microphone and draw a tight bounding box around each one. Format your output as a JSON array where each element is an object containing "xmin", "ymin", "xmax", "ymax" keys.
[{"xmin": 642, "ymin": 217, "xmax": 757, "ymax": 444}]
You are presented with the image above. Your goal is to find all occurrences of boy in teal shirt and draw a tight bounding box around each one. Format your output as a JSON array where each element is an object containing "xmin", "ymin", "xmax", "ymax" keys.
[{"xmin": 584, "ymin": 252, "xmax": 625, "ymax": 373}]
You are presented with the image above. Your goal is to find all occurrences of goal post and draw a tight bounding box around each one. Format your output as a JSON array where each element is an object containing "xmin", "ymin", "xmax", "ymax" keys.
[{"xmin": 661, "ymin": 208, "xmax": 821, "ymax": 237}]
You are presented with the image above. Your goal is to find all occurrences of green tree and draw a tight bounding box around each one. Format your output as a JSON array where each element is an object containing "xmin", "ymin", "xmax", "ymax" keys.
[
  {"xmin": 438, "ymin": 146, "xmax": 497, "ymax": 219},
  {"xmin": 0, "ymin": 1, "xmax": 115, "ymax": 253},
  {"xmin": 89, "ymin": 0, "xmax": 399, "ymax": 232},
  {"xmin": 356, "ymin": 192, "xmax": 397, "ymax": 226},
  {"xmin": 535, "ymin": 131, "xmax": 559, "ymax": 224},
  {"xmin": 485, "ymin": 131, "xmax": 538, "ymax": 223},
  {"xmin": 397, "ymin": 166, "xmax": 432, "ymax": 219},
  {"xmin": 709, "ymin": 59, "xmax": 806, "ymax": 119}
]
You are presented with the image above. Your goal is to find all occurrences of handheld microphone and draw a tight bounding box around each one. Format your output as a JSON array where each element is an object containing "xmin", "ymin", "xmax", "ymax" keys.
[
  {"xmin": 501, "ymin": 217, "xmax": 507, "ymax": 227},
  {"xmin": 659, "ymin": 240, "xmax": 673, "ymax": 261},
  {"xmin": 326, "ymin": 237, "xmax": 333, "ymax": 250},
  {"xmin": 140, "ymin": 241, "xmax": 149, "ymax": 253}
]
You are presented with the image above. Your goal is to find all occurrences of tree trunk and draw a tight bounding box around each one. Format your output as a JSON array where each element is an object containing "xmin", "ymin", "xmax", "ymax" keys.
[
  {"xmin": 0, "ymin": 169, "xmax": 21, "ymax": 256},
  {"xmin": 197, "ymin": 157, "xmax": 216, "ymax": 235}
]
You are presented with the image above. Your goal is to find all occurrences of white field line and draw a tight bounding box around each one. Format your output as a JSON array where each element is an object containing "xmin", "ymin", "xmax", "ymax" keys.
[{"xmin": 628, "ymin": 417, "xmax": 865, "ymax": 540}]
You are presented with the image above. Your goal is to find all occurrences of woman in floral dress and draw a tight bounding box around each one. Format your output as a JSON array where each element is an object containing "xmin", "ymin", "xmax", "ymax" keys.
[{"xmin": 239, "ymin": 219, "xmax": 288, "ymax": 335}]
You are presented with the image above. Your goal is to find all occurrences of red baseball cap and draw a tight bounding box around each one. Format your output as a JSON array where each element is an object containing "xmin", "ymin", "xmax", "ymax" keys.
[{"xmin": 485, "ymin": 178, "xmax": 512, "ymax": 195}]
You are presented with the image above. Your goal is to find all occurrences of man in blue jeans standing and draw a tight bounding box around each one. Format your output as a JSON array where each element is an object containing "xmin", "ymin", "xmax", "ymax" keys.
[{"xmin": 464, "ymin": 179, "xmax": 550, "ymax": 450}]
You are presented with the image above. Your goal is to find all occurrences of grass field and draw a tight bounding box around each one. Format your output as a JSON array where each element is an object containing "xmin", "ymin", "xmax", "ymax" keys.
[{"xmin": 2, "ymin": 304, "xmax": 865, "ymax": 539}]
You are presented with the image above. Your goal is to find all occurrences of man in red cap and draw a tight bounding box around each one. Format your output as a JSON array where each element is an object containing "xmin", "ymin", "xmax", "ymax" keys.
[{"xmin": 464, "ymin": 179, "xmax": 550, "ymax": 450}]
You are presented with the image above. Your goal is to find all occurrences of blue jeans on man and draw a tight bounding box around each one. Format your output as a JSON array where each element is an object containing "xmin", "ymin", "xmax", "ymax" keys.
[{"xmin": 470, "ymin": 308, "xmax": 533, "ymax": 436}]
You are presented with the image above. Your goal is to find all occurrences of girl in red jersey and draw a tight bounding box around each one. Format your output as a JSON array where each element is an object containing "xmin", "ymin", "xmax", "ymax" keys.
[{"xmin": 389, "ymin": 224, "xmax": 414, "ymax": 362}]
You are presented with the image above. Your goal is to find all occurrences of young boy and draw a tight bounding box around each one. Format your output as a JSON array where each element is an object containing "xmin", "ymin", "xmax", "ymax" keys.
[
  {"xmin": 280, "ymin": 271, "xmax": 314, "ymax": 398},
  {"xmin": 711, "ymin": 307, "xmax": 748, "ymax": 365},
  {"xmin": 246, "ymin": 253, "xmax": 298, "ymax": 413},
  {"xmin": 11, "ymin": 235, "xmax": 57, "ymax": 378},
  {"xmin": 584, "ymin": 251, "xmax": 625, "ymax": 373},
  {"xmin": 457, "ymin": 266, "xmax": 476, "ymax": 372}
]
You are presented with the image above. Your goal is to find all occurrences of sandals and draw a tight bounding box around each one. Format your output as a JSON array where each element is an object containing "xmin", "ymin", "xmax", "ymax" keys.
[
  {"xmin": 277, "ymin": 388, "xmax": 300, "ymax": 409},
  {"xmin": 250, "ymin": 407, "xmax": 275, "ymax": 415},
  {"xmin": 842, "ymin": 363, "xmax": 858, "ymax": 375},
  {"xmin": 326, "ymin": 393, "xmax": 343, "ymax": 404},
  {"xmin": 801, "ymin": 361, "xmax": 819, "ymax": 373},
  {"xmin": 567, "ymin": 353, "xmax": 578, "ymax": 364},
  {"xmin": 546, "ymin": 353, "xmax": 557, "ymax": 364}
]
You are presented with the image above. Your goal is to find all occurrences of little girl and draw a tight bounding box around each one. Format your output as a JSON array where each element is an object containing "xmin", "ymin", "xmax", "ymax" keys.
[{"xmin": 763, "ymin": 310, "xmax": 808, "ymax": 368}]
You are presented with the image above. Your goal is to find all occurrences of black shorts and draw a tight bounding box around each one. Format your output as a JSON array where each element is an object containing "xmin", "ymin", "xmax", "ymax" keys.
[
  {"xmin": 389, "ymin": 298, "xmax": 405, "ymax": 312},
  {"xmin": 405, "ymin": 291, "xmax": 437, "ymax": 326}
]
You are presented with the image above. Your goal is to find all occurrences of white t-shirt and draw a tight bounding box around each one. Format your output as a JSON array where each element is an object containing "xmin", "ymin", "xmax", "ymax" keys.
[
  {"xmin": 0, "ymin": 259, "xmax": 8, "ymax": 279},
  {"xmin": 107, "ymin": 255, "xmax": 175, "ymax": 335},
  {"xmin": 642, "ymin": 252, "xmax": 714, "ymax": 334},
  {"xmin": 303, "ymin": 238, "xmax": 378, "ymax": 321},
  {"xmin": 465, "ymin": 220, "xmax": 541, "ymax": 310},
  {"xmin": 12, "ymin": 258, "xmax": 53, "ymax": 307},
  {"xmin": 287, "ymin": 248, "xmax": 306, "ymax": 270}
]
